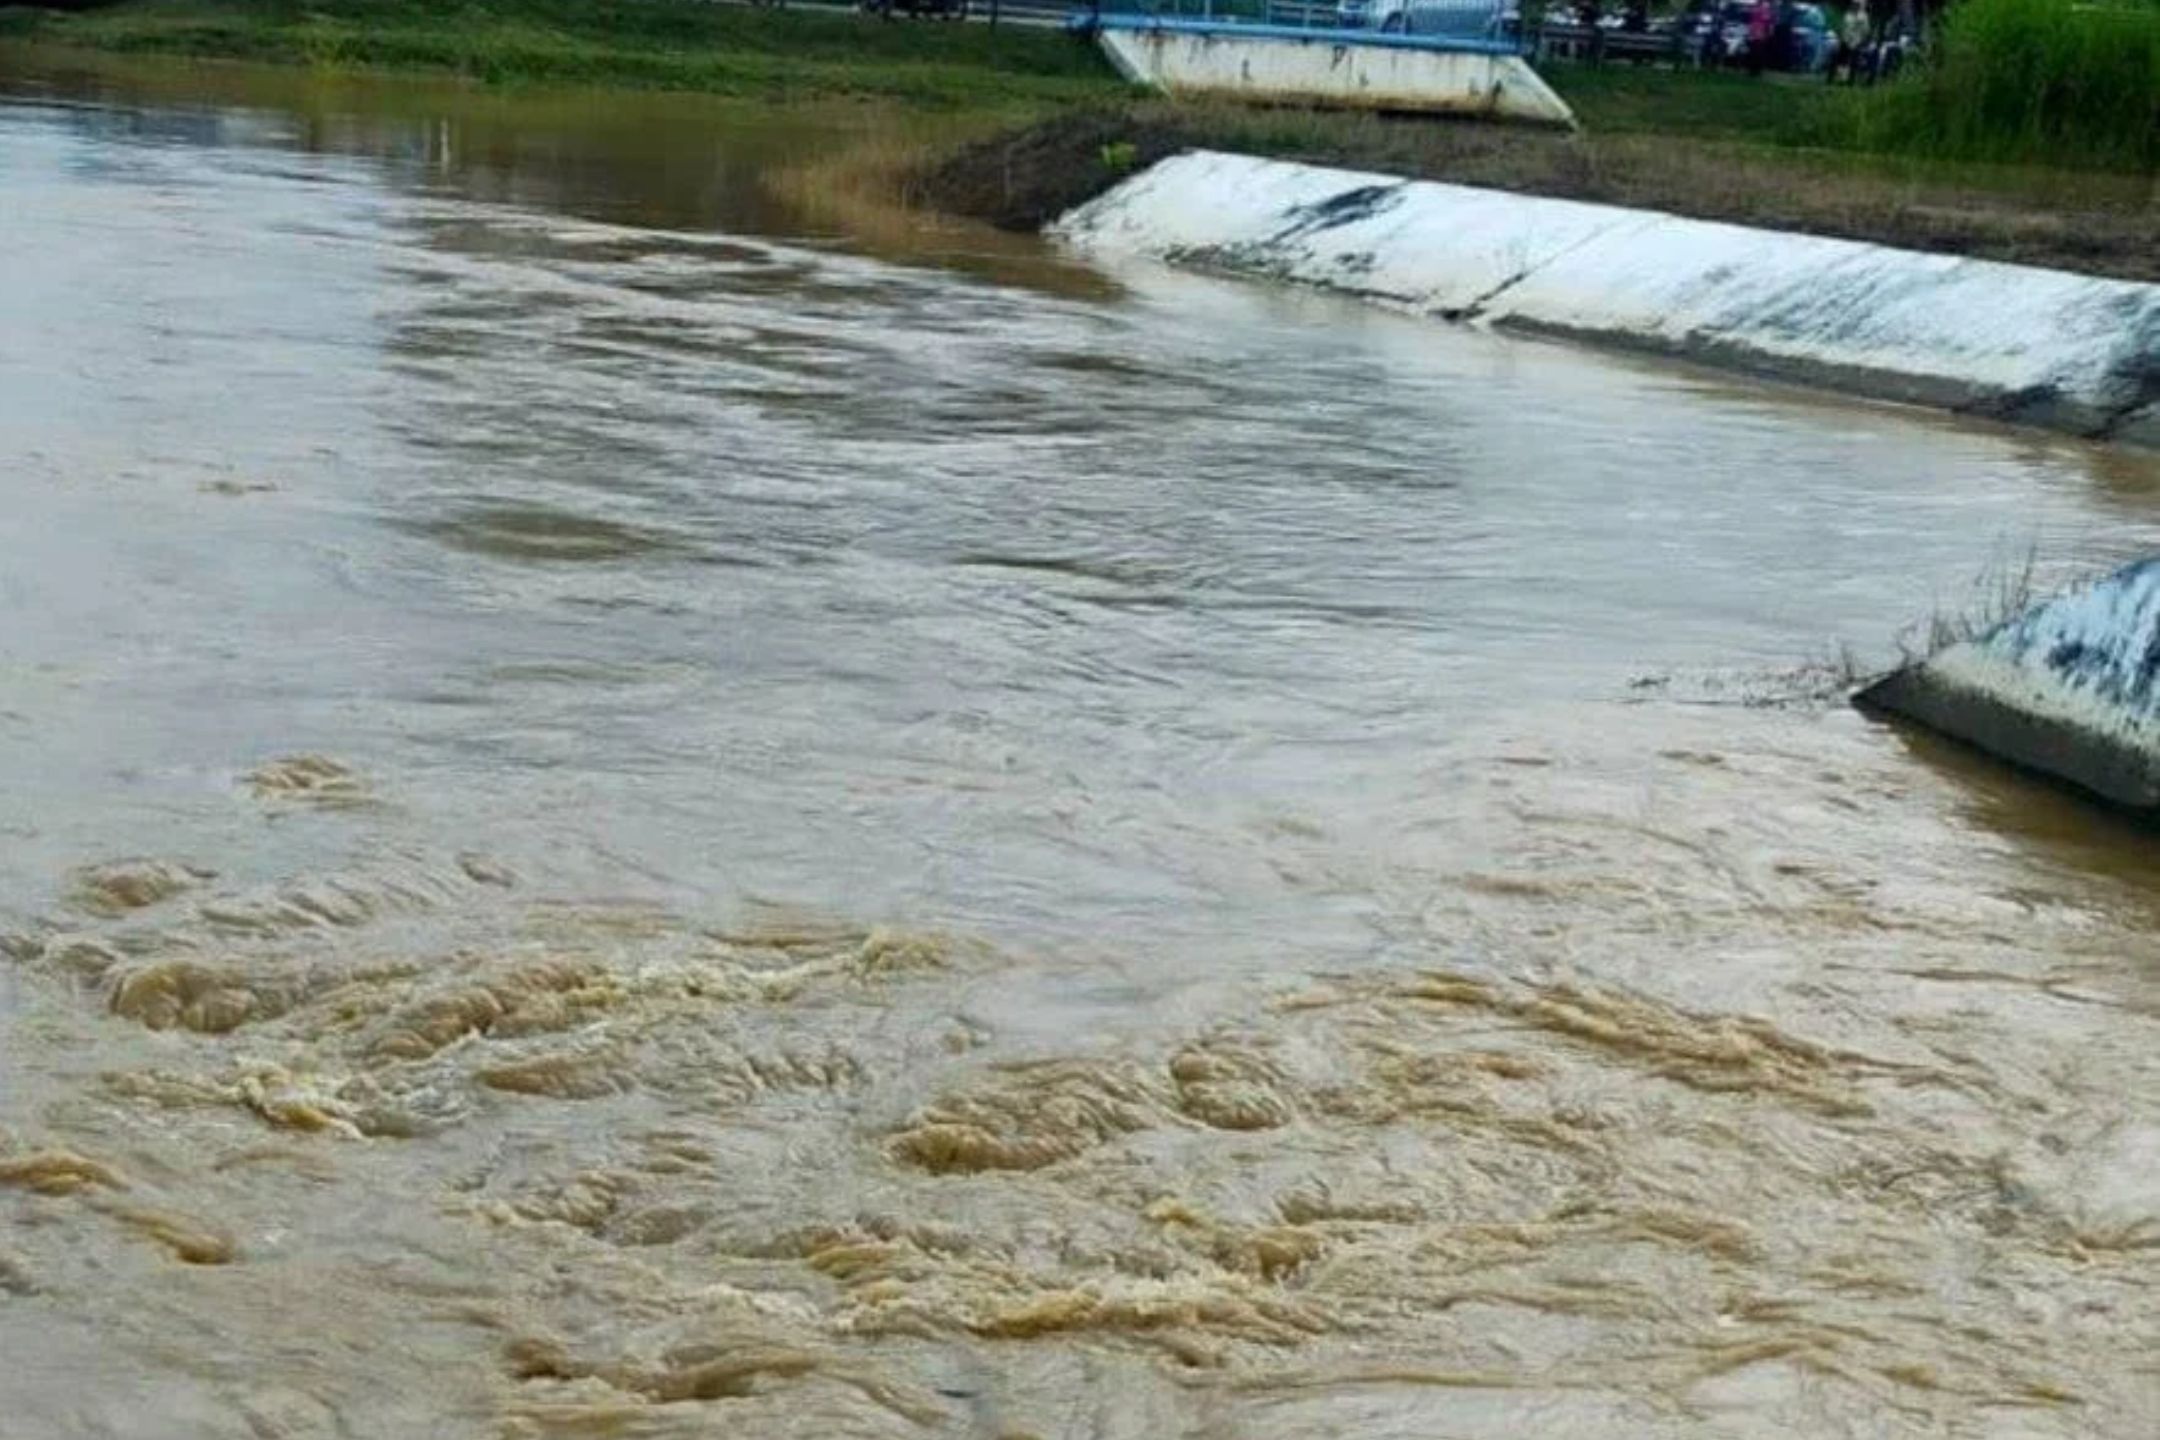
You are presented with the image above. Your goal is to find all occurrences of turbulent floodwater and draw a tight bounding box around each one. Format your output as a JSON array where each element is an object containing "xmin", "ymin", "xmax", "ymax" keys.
[{"xmin": 5, "ymin": 51, "xmax": 2160, "ymax": 1440}]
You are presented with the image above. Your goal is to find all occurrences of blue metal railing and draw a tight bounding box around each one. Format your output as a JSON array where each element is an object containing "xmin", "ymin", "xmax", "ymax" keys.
[{"xmin": 1071, "ymin": 0, "xmax": 1522, "ymax": 53}]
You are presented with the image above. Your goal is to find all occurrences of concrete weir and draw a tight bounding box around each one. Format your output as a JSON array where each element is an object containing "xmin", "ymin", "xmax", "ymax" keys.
[
  {"xmin": 1861, "ymin": 558, "xmax": 2160, "ymax": 813},
  {"xmin": 1052, "ymin": 151, "xmax": 2160, "ymax": 443},
  {"xmin": 1093, "ymin": 20, "xmax": 1576, "ymax": 127}
]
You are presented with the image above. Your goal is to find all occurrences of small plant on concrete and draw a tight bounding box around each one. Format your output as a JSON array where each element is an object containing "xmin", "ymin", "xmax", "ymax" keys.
[{"xmin": 1899, "ymin": 542, "xmax": 2041, "ymax": 662}]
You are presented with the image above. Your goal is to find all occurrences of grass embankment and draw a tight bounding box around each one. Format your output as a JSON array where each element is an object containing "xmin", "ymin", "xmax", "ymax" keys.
[
  {"xmin": 920, "ymin": 87, "xmax": 2159, "ymax": 282},
  {"xmin": 5, "ymin": 0, "xmax": 2152, "ymax": 279},
  {"xmin": 904, "ymin": 4, "xmax": 2157, "ymax": 281},
  {"xmin": 0, "ymin": 0, "xmax": 1126, "ymax": 108}
]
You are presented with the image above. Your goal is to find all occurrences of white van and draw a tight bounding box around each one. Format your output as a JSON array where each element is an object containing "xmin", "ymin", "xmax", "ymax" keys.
[{"xmin": 1335, "ymin": 0, "xmax": 1517, "ymax": 40}]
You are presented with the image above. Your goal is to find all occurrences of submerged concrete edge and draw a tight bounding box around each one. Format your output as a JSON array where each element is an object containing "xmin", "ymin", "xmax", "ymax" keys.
[
  {"xmin": 1858, "ymin": 557, "xmax": 2160, "ymax": 813},
  {"xmin": 1857, "ymin": 663, "xmax": 2160, "ymax": 814},
  {"xmin": 1050, "ymin": 151, "xmax": 2160, "ymax": 447}
]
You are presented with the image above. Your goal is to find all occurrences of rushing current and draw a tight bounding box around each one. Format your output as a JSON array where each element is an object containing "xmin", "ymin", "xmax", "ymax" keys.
[{"xmin": 4, "ymin": 50, "xmax": 2160, "ymax": 1440}]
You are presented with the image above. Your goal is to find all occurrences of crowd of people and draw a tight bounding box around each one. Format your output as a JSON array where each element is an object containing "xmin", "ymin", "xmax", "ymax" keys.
[
  {"xmin": 1716, "ymin": 0, "xmax": 1922, "ymax": 80},
  {"xmin": 1560, "ymin": 0, "xmax": 1926, "ymax": 80}
]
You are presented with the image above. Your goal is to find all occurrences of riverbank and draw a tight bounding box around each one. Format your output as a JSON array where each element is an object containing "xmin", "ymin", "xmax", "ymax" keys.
[
  {"xmin": 1055, "ymin": 149, "xmax": 2160, "ymax": 445},
  {"xmin": 919, "ymin": 102, "xmax": 2160, "ymax": 285},
  {"xmin": 7, "ymin": 0, "xmax": 2154, "ymax": 285},
  {"xmin": 0, "ymin": 0, "xmax": 1122, "ymax": 108}
]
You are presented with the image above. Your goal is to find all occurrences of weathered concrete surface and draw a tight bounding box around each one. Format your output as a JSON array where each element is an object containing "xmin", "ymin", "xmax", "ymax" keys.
[
  {"xmin": 1053, "ymin": 151, "xmax": 2160, "ymax": 443},
  {"xmin": 2118, "ymin": 404, "xmax": 2160, "ymax": 450},
  {"xmin": 1094, "ymin": 25, "xmax": 1576, "ymax": 127},
  {"xmin": 1860, "ymin": 558, "xmax": 2160, "ymax": 812}
]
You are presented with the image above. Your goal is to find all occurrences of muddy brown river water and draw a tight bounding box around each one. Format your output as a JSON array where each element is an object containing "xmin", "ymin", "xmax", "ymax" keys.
[{"xmin": 4, "ymin": 51, "xmax": 2160, "ymax": 1440}]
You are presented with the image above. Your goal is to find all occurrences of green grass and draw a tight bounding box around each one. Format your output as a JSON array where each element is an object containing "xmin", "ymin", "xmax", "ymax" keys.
[
  {"xmin": 1854, "ymin": 0, "xmax": 2159, "ymax": 170},
  {"xmin": 1545, "ymin": 63, "xmax": 1845, "ymax": 146},
  {"xmin": 7, "ymin": 0, "xmax": 1127, "ymax": 108}
]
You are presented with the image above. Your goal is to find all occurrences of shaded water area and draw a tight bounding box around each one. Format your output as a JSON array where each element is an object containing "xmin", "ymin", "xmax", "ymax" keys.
[{"xmin": 5, "ymin": 49, "xmax": 2160, "ymax": 1440}]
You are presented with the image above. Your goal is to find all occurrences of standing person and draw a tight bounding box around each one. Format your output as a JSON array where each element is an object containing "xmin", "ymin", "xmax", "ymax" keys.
[
  {"xmin": 1746, "ymin": 0, "xmax": 1775, "ymax": 73},
  {"xmin": 1773, "ymin": 0, "xmax": 1797, "ymax": 70},
  {"xmin": 1834, "ymin": 5, "xmax": 1870, "ymax": 82}
]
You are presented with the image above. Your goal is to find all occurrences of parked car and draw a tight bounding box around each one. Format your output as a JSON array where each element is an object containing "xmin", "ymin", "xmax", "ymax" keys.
[
  {"xmin": 1705, "ymin": 0, "xmax": 1756, "ymax": 64},
  {"xmin": 1786, "ymin": 4, "xmax": 1834, "ymax": 72},
  {"xmin": 1837, "ymin": 25, "xmax": 1919, "ymax": 81},
  {"xmin": 861, "ymin": 0, "xmax": 968, "ymax": 17},
  {"xmin": 1337, "ymin": 0, "xmax": 1517, "ymax": 41}
]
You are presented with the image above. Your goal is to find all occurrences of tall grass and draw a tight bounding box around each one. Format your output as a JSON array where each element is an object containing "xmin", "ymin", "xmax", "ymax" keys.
[{"xmin": 1858, "ymin": 0, "xmax": 2160, "ymax": 171}]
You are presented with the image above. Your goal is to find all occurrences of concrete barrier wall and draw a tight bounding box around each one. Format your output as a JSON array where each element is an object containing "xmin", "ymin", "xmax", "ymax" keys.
[
  {"xmin": 1861, "ymin": 558, "xmax": 2160, "ymax": 812},
  {"xmin": 1095, "ymin": 26, "xmax": 1576, "ymax": 127},
  {"xmin": 1053, "ymin": 150, "xmax": 2160, "ymax": 443}
]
